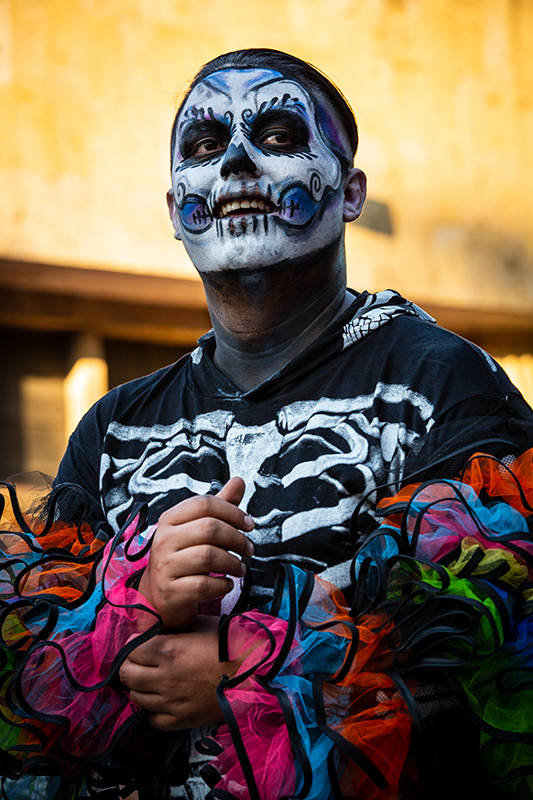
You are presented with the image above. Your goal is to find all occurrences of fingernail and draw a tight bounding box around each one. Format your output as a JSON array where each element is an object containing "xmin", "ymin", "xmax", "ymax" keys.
[
  {"xmin": 244, "ymin": 515, "xmax": 254, "ymax": 530},
  {"xmin": 246, "ymin": 538, "xmax": 254, "ymax": 556},
  {"xmin": 239, "ymin": 561, "xmax": 247, "ymax": 576}
]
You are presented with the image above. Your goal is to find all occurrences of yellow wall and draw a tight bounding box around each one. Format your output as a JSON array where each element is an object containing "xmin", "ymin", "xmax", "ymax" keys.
[{"xmin": 1, "ymin": 0, "xmax": 533, "ymax": 310}]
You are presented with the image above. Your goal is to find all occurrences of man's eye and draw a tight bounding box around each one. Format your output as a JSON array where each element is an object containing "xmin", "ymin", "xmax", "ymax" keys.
[
  {"xmin": 260, "ymin": 129, "xmax": 294, "ymax": 147},
  {"xmin": 193, "ymin": 138, "xmax": 225, "ymax": 156}
]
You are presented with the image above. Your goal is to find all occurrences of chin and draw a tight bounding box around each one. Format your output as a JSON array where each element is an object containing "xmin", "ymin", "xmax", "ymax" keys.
[
  {"xmin": 183, "ymin": 220, "xmax": 340, "ymax": 275},
  {"xmin": 198, "ymin": 248, "xmax": 285, "ymax": 273}
]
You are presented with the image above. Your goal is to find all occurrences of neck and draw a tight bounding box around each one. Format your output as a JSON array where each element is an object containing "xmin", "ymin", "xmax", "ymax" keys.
[{"xmin": 199, "ymin": 236, "xmax": 351, "ymax": 392}]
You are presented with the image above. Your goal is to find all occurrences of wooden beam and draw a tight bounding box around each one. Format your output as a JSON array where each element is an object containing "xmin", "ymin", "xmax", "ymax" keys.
[
  {"xmin": 0, "ymin": 259, "xmax": 211, "ymax": 345},
  {"xmin": 421, "ymin": 301, "xmax": 533, "ymax": 336},
  {"xmin": 0, "ymin": 289, "xmax": 211, "ymax": 346},
  {"xmin": 2, "ymin": 258, "xmax": 533, "ymax": 350},
  {"xmin": 0, "ymin": 259, "xmax": 207, "ymax": 308}
]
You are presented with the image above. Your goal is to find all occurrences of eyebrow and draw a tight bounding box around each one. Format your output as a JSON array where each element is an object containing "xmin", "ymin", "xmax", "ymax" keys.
[
  {"xmin": 248, "ymin": 76, "xmax": 304, "ymax": 96},
  {"xmin": 201, "ymin": 77, "xmax": 233, "ymax": 100}
]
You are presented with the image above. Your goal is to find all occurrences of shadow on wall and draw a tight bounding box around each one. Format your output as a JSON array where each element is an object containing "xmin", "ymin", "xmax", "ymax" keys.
[
  {"xmin": 433, "ymin": 224, "xmax": 533, "ymax": 307},
  {"xmin": 352, "ymin": 198, "xmax": 394, "ymax": 236}
]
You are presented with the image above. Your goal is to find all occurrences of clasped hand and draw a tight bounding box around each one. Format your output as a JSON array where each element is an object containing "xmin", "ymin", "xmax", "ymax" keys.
[{"xmin": 119, "ymin": 477, "xmax": 255, "ymax": 730}]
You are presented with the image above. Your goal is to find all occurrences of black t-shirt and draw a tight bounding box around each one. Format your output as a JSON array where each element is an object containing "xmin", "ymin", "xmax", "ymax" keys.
[{"xmin": 55, "ymin": 289, "xmax": 533, "ymax": 604}]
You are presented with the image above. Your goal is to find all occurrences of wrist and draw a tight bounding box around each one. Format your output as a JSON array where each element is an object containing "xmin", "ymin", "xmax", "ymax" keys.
[
  {"xmin": 137, "ymin": 571, "xmax": 198, "ymax": 630},
  {"xmin": 136, "ymin": 567, "xmax": 154, "ymax": 605}
]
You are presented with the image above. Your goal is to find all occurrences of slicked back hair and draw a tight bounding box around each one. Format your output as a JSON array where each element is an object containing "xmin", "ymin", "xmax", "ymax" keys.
[{"xmin": 170, "ymin": 48, "xmax": 358, "ymax": 173}]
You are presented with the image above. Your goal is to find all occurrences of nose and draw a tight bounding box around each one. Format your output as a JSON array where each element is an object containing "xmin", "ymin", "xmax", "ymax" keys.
[{"xmin": 220, "ymin": 142, "xmax": 260, "ymax": 179}]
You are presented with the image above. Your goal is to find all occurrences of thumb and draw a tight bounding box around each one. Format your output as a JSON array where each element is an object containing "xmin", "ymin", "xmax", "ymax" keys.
[{"xmin": 216, "ymin": 476, "xmax": 246, "ymax": 507}]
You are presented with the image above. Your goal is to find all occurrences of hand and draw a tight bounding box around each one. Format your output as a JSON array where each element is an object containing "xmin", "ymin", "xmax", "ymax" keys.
[
  {"xmin": 119, "ymin": 615, "xmax": 237, "ymax": 731},
  {"xmin": 138, "ymin": 477, "xmax": 254, "ymax": 630}
]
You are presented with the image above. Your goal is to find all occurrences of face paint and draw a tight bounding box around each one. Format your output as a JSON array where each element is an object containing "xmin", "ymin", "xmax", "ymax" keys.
[{"xmin": 170, "ymin": 69, "xmax": 349, "ymax": 273}]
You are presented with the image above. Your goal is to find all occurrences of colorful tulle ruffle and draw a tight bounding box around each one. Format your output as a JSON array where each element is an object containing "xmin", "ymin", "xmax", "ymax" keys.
[
  {"xmin": 200, "ymin": 449, "xmax": 533, "ymax": 799},
  {"xmin": 0, "ymin": 475, "xmax": 160, "ymax": 797},
  {"xmin": 200, "ymin": 566, "xmax": 416, "ymax": 800},
  {"xmin": 2, "ymin": 451, "xmax": 533, "ymax": 799}
]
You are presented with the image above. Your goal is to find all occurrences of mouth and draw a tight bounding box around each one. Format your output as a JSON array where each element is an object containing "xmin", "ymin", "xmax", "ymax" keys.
[{"xmin": 214, "ymin": 195, "xmax": 276, "ymax": 219}]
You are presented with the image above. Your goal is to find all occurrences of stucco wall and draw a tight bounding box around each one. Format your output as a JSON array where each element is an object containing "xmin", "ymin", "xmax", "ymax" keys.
[{"xmin": 1, "ymin": 0, "xmax": 532, "ymax": 310}]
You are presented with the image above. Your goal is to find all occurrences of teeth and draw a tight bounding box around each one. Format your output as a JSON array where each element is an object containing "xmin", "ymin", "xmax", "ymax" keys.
[{"xmin": 218, "ymin": 197, "xmax": 271, "ymax": 218}]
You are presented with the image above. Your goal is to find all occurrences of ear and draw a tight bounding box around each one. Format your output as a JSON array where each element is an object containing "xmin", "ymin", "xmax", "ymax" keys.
[
  {"xmin": 342, "ymin": 168, "xmax": 367, "ymax": 222},
  {"xmin": 166, "ymin": 189, "xmax": 182, "ymax": 240}
]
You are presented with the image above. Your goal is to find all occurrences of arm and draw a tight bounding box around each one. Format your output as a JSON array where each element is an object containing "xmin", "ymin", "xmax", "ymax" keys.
[{"xmin": 55, "ymin": 391, "xmax": 255, "ymax": 729}]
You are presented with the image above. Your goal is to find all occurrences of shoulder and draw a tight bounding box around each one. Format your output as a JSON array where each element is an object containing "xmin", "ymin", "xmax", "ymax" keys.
[
  {"xmin": 334, "ymin": 310, "xmax": 524, "ymax": 427},
  {"xmin": 372, "ymin": 314, "xmax": 511, "ymax": 389},
  {"xmin": 341, "ymin": 291, "xmax": 503, "ymax": 385},
  {"xmin": 376, "ymin": 312, "xmax": 481, "ymax": 355}
]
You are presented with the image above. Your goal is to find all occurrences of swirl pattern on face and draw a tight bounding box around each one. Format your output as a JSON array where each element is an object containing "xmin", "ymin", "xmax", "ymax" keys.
[{"xmin": 171, "ymin": 69, "xmax": 347, "ymax": 273}]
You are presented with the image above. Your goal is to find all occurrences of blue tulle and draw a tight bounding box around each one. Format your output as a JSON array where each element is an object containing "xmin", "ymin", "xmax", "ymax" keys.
[
  {"xmin": 1, "ymin": 773, "xmax": 63, "ymax": 800},
  {"xmin": 52, "ymin": 582, "xmax": 104, "ymax": 635},
  {"xmin": 354, "ymin": 480, "xmax": 530, "ymax": 583},
  {"xmin": 400, "ymin": 481, "xmax": 528, "ymax": 536}
]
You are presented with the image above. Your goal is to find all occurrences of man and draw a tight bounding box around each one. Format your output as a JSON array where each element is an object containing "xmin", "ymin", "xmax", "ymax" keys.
[{"xmin": 54, "ymin": 49, "xmax": 533, "ymax": 798}]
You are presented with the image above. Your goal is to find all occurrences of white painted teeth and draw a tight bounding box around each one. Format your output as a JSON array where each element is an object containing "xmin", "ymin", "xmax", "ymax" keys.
[{"xmin": 219, "ymin": 198, "xmax": 271, "ymax": 217}]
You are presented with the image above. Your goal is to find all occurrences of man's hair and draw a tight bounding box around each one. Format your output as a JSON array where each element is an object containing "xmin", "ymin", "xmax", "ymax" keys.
[{"xmin": 170, "ymin": 48, "xmax": 358, "ymax": 172}]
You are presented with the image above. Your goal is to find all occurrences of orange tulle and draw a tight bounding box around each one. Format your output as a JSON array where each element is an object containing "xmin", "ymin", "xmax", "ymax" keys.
[{"xmin": 461, "ymin": 449, "xmax": 533, "ymax": 517}]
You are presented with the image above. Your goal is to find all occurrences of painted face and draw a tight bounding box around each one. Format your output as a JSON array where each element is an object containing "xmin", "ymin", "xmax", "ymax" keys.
[{"xmin": 170, "ymin": 68, "xmax": 351, "ymax": 273}]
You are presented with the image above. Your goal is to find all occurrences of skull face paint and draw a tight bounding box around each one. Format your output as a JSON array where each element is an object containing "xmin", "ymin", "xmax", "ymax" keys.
[{"xmin": 170, "ymin": 69, "xmax": 350, "ymax": 273}]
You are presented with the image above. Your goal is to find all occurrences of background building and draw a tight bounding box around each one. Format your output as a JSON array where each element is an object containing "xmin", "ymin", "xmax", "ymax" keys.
[{"xmin": 1, "ymin": 0, "xmax": 532, "ymax": 477}]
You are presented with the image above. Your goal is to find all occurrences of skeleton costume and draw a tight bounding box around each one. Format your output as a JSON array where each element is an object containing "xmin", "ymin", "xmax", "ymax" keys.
[{"xmin": 1, "ymin": 290, "xmax": 533, "ymax": 799}]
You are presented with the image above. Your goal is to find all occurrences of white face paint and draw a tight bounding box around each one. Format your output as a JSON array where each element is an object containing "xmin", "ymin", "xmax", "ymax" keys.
[{"xmin": 170, "ymin": 68, "xmax": 350, "ymax": 273}]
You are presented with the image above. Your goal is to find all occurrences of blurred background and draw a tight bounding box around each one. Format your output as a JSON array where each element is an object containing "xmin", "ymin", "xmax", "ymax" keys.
[{"xmin": 1, "ymin": 0, "xmax": 532, "ymax": 477}]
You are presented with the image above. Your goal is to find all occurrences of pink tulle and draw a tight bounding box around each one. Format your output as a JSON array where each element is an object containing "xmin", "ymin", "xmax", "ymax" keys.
[
  {"xmin": 204, "ymin": 575, "xmax": 416, "ymax": 800},
  {"xmin": 17, "ymin": 516, "xmax": 158, "ymax": 762}
]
